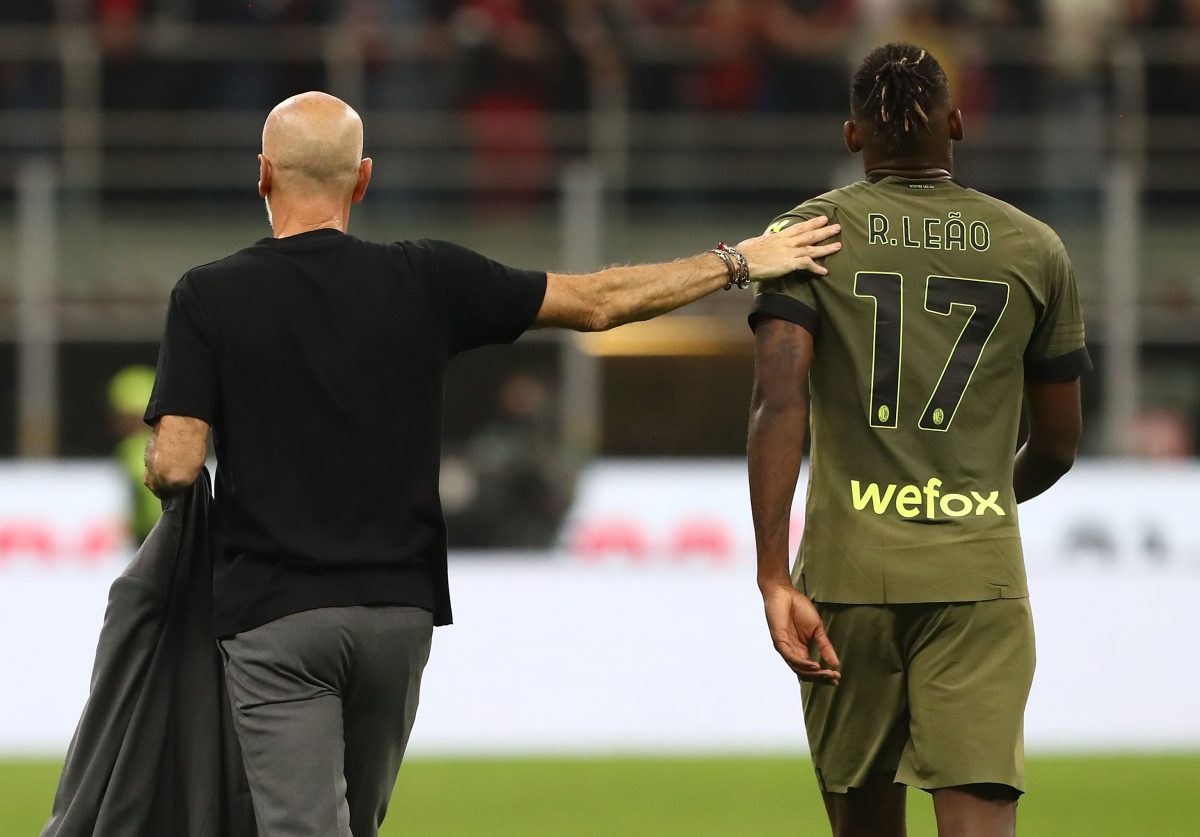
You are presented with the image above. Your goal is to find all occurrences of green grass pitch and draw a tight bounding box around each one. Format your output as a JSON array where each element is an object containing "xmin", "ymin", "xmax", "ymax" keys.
[{"xmin": 3, "ymin": 754, "xmax": 1197, "ymax": 835}]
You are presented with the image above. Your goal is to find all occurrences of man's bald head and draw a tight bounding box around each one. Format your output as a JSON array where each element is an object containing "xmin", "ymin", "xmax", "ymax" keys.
[{"xmin": 261, "ymin": 92, "xmax": 365, "ymax": 196}]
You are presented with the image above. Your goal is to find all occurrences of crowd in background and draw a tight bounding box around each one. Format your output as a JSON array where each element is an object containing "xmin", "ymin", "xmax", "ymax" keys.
[
  {"xmin": 1, "ymin": 1, "xmax": 1200, "ymax": 116},
  {"xmin": 0, "ymin": 1, "xmax": 1197, "ymax": 537}
]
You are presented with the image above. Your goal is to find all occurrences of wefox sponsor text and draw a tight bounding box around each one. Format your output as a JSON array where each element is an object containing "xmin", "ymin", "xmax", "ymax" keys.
[{"xmin": 850, "ymin": 477, "xmax": 1006, "ymax": 519}]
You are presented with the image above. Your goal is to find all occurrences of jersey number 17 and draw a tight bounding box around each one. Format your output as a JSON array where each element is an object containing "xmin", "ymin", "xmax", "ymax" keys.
[{"xmin": 854, "ymin": 271, "xmax": 1009, "ymax": 432}]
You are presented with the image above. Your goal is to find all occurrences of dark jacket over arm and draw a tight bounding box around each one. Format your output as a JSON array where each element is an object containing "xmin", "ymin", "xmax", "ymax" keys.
[{"xmin": 42, "ymin": 470, "xmax": 257, "ymax": 837}]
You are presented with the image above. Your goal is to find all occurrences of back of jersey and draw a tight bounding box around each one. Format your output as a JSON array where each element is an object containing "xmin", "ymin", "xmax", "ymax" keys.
[{"xmin": 751, "ymin": 176, "xmax": 1089, "ymax": 604}]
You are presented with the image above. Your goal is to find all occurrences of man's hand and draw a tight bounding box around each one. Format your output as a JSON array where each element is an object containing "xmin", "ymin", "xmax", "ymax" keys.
[
  {"xmin": 143, "ymin": 414, "xmax": 210, "ymax": 498},
  {"xmin": 761, "ymin": 582, "xmax": 841, "ymax": 685},
  {"xmin": 737, "ymin": 215, "xmax": 841, "ymax": 280}
]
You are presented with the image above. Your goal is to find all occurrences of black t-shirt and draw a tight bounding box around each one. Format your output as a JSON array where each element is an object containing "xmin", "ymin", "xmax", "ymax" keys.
[{"xmin": 145, "ymin": 230, "xmax": 547, "ymax": 637}]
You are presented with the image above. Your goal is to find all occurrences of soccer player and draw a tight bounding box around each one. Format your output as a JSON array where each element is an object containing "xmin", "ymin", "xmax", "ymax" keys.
[{"xmin": 747, "ymin": 44, "xmax": 1090, "ymax": 836}]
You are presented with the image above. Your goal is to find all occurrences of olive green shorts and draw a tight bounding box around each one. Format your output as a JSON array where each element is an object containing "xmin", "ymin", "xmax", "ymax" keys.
[{"xmin": 801, "ymin": 597, "xmax": 1035, "ymax": 795}]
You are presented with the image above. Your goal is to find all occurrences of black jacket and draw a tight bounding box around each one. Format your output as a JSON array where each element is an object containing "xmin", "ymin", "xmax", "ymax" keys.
[{"xmin": 42, "ymin": 470, "xmax": 257, "ymax": 837}]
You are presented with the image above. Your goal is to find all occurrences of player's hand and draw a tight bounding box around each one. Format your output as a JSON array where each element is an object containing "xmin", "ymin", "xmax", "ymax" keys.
[
  {"xmin": 736, "ymin": 216, "xmax": 841, "ymax": 281},
  {"xmin": 761, "ymin": 582, "xmax": 841, "ymax": 686}
]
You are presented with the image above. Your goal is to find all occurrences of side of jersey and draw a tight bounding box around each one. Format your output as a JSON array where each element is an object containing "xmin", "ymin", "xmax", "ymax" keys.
[{"xmin": 750, "ymin": 177, "xmax": 1090, "ymax": 604}]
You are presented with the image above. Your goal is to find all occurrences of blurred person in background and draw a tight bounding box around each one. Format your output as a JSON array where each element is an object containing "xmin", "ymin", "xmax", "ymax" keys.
[
  {"xmin": 95, "ymin": 0, "xmax": 184, "ymax": 109},
  {"xmin": 140, "ymin": 90, "xmax": 840, "ymax": 837},
  {"xmin": 760, "ymin": 0, "xmax": 855, "ymax": 115},
  {"xmin": 344, "ymin": 0, "xmax": 453, "ymax": 111},
  {"xmin": 450, "ymin": 0, "xmax": 557, "ymax": 204},
  {"xmin": 748, "ymin": 43, "xmax": 1088, "ymax": 836},
  {"xmin": 971, "ymin": 0, "xmax": 1044, "ymax": 118},
  {"xmin": 453, "ymin": 373, "xmax": 573, "ymax": 548},
  {"xmin": 108, "ymin": 365, "xmax": 162, "ymax": 545},
  {"xmin": 622, "ymin": 0, "xmax": 690, "ymax": 111},
  {"xmin": 186, "ymin": 0, "xmax": 338, "ymax": 110},
  {"xmin": 685, "ymin": 0, "xmax": 767, "ymax": 112},
  {"xmin": 448, "ymin": 0, "xmax": 621, "ymax": 200}
]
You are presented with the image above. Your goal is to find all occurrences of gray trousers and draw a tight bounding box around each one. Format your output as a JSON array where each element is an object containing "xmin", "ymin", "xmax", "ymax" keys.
[{"xmin": 219, "ymin": 605, "xmax": 433, "ymax": 837}]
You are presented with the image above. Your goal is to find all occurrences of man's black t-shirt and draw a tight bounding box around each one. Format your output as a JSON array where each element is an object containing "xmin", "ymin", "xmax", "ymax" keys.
[{"xmin": 145, "ymin": 230, "xmax": 548, "ymax": 637}]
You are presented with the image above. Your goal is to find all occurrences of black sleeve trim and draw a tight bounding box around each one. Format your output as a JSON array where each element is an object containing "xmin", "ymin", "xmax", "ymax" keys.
[
  {"xmin": 1024, "ymin": 346, "xmax": 1093, "ymax": 383},
  {"xmin": 748, "ymin": 293, "xmax": 819, "ymax": 336}
]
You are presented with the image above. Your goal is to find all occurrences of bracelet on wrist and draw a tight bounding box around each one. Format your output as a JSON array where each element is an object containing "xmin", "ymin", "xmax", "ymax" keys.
[
  {"xmin": 710, "ymin": 247, "xmax": 736, "ymax": 290},
  {"xmin": 712, "ymin": 242, "xmax": 751, "ymax": 290}
]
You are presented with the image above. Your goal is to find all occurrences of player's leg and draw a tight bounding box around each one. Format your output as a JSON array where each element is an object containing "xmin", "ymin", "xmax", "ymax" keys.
[
  {"xmin": 930, "ymin": 783, "xmax": 1019, "ymax": 837},
  {"xmin": 220, "ymin": 608, "xmax": 356, "ymax": 837},
  {"xmin": 803, "ymin": 603, "xmax": 909, "ymax": 837},
  {"xmin": 341, "ymin": 605, "xmax": 434, "ymax": 837},
  {"xmin": 821, "ymin": 772, "xmax": 908, "ymax": 837},
  {"xmin": 896, "ymin": 598, "xmax": 1036, "ymax": 835}
]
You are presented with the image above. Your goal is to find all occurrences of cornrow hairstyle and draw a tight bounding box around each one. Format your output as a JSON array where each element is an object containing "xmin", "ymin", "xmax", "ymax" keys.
[{"xmin": 851, "ymin": 43, "xmax": 950, "ymax": 150}]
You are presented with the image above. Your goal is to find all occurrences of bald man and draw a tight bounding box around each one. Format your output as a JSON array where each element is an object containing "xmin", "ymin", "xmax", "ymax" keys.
[{"xmin": 141, "ymin": 92, "xmax": 840, "ymax": 837}]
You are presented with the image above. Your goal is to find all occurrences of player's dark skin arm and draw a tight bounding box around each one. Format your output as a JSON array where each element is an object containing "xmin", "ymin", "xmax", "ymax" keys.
[
  {"xmin": 1014, "ymin": 379, "xmax": 1082, "ymax": 503},
  {"xmin": 535, "ymin": 217, "xmax": 840, "ymax": 332},
  {"xmin": 143, "ymin": 415, "xmax": 210, "ymax": 498},
  {"xmin": 748, "ymin": 317, "xmax": 840, "ymax": 685}
]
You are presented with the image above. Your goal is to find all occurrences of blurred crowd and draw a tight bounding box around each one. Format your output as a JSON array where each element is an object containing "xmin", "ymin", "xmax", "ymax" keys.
[{"xmin": 2, "ymin": 1, "xmax": 1200, "ymax": 116}]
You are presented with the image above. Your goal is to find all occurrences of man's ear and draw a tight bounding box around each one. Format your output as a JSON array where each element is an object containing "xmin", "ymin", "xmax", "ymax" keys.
[
  {"xmin": 844, "ymin": 120, "xmax": 862, "ymax": 154},
  {"xmin": 352, "ymin": 157, "xmax": 373, "ymax": 204},
  {"xmin": 948, "ymin": 108, "xmax": 964, "ymax": 142},
  {"xmin": 258, "ymin": 154, "xmax": 271, "ymax": 198}
]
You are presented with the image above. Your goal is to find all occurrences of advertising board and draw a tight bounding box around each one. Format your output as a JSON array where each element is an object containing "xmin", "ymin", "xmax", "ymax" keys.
[{"xmin": 1, "ymin": 460, "xmax": 1196, "ymax": 755}]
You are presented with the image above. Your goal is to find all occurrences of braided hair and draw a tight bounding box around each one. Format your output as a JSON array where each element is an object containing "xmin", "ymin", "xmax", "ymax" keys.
[{"xmin": 851, "ymin": 43, "xmax": 950, "ymax": 150}]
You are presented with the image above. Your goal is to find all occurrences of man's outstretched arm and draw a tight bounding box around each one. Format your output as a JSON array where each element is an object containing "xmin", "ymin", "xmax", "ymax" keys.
[
  {"xmin": 535, "ymin": 216, "xmax": 841, "ymax": 332},
  {"xmin": 1014, "ymin": 379, "xmax": 1082, "ymax": 503},
  {"xmin": 144, "ymin": 415, "xmax": 209, "ymax": 498},
  {"xmin": 748, "ymin": 317, "xmax": 839, "ymax": 685}
]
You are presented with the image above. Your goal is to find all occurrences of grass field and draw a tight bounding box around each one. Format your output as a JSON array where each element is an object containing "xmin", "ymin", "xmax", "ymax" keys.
[{"xmin": 4, "ymin": 754, "xmax": 1198, "ymax": 835}]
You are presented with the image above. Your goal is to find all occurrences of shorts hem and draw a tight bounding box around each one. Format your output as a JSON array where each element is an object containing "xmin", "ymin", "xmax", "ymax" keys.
[
  {"xmin": 816, "ymin": 769, "xmax": 900, "ymax": 795},
  {"xmin": 895, "ymin": 766, "xmax": 1025, "ymax": 796}
]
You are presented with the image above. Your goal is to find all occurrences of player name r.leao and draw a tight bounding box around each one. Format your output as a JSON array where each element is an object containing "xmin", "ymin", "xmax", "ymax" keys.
[
  {"xmin": 867, "ymin": 212, "xmax": 991, "ymax": 251},
  {"xmin": 850, "ymin": 477, "xmax": 1006, "ymax": 519}
]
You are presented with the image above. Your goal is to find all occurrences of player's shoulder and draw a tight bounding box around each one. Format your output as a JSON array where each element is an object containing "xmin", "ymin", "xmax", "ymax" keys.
[
  {"xmin": 962, "ymin": 186, "xmax": 1068, "ymax": 258},
  {"xmin": 179, "ymin": 242, "xmax": 271, "ymax": 290},
  {"xmin": 766, "ymin": 182, "xmax": 872, "ymax": 231}
]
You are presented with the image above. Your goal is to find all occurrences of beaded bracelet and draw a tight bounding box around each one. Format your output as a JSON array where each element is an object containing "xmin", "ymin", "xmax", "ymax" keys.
[{"xmin": 711, "ymin": 242, "xmax": 751, "ymax": 290}]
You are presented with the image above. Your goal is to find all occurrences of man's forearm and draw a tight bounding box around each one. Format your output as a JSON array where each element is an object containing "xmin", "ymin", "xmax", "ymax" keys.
[
  {"xmin": 536, "ymin": 218, "xmax": 841, "ymax": 332},
  {"xmin": 1016, "ymin": 379, "xmax": 1082, "ymax": 503},
  {"xmin": 748, "ymin": 399, "xmax": 807, "ymax": 590},
  {"xmin": 1013, "ymin": 440, "xmax": 1074, "ymax": 503},
  {"xmin": 588, "ymin": 253, "xmax": 729, "ymax": 331}
]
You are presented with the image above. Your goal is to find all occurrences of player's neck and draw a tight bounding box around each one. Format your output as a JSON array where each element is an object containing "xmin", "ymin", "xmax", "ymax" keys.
[
  {"xmin": 863, "ymin": 150, "xmax": 954, "ymax": 182},
  {"xmin": 865, "ymin": 165, "xmax": 953, "ymax": 182}
]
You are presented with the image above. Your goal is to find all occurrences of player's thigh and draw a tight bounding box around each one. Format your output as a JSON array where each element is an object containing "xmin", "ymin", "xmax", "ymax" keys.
[
  {"xmin": 803, "ymin": 603, "xmax": 909, "ymax": 795},
  {"xmin": 221, "ymin": 610, "xmax": 355, "ymax": 837},
  {"xmin": 898, "ymin": 597, "xmax": 1036, "ymax": 794},
  {"xmin": 341, "ymin": 605, "xmax": 434, "ymax": 836}
]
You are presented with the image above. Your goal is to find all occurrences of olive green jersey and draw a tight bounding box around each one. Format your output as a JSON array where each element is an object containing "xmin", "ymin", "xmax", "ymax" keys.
[{"xmin": 751, "ymin": 176, "xmax": 1090, "ymax": 604}]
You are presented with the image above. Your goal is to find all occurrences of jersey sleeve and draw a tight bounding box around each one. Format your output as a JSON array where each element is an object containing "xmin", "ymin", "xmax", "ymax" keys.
[
  {"xmin": 425, "ymin": 239, "xmax": 548, "ymax": 355},
  {"xmin": 747, "ymin": 203, "xmax": 833, "ymax": 336},
  {"xmin": 1024, "ymin": 236, "xmax": 1092, "ymax": 383},
  {"xmin": 144, "ymin": 274, "xmax": 220, "ymax": 426}
]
